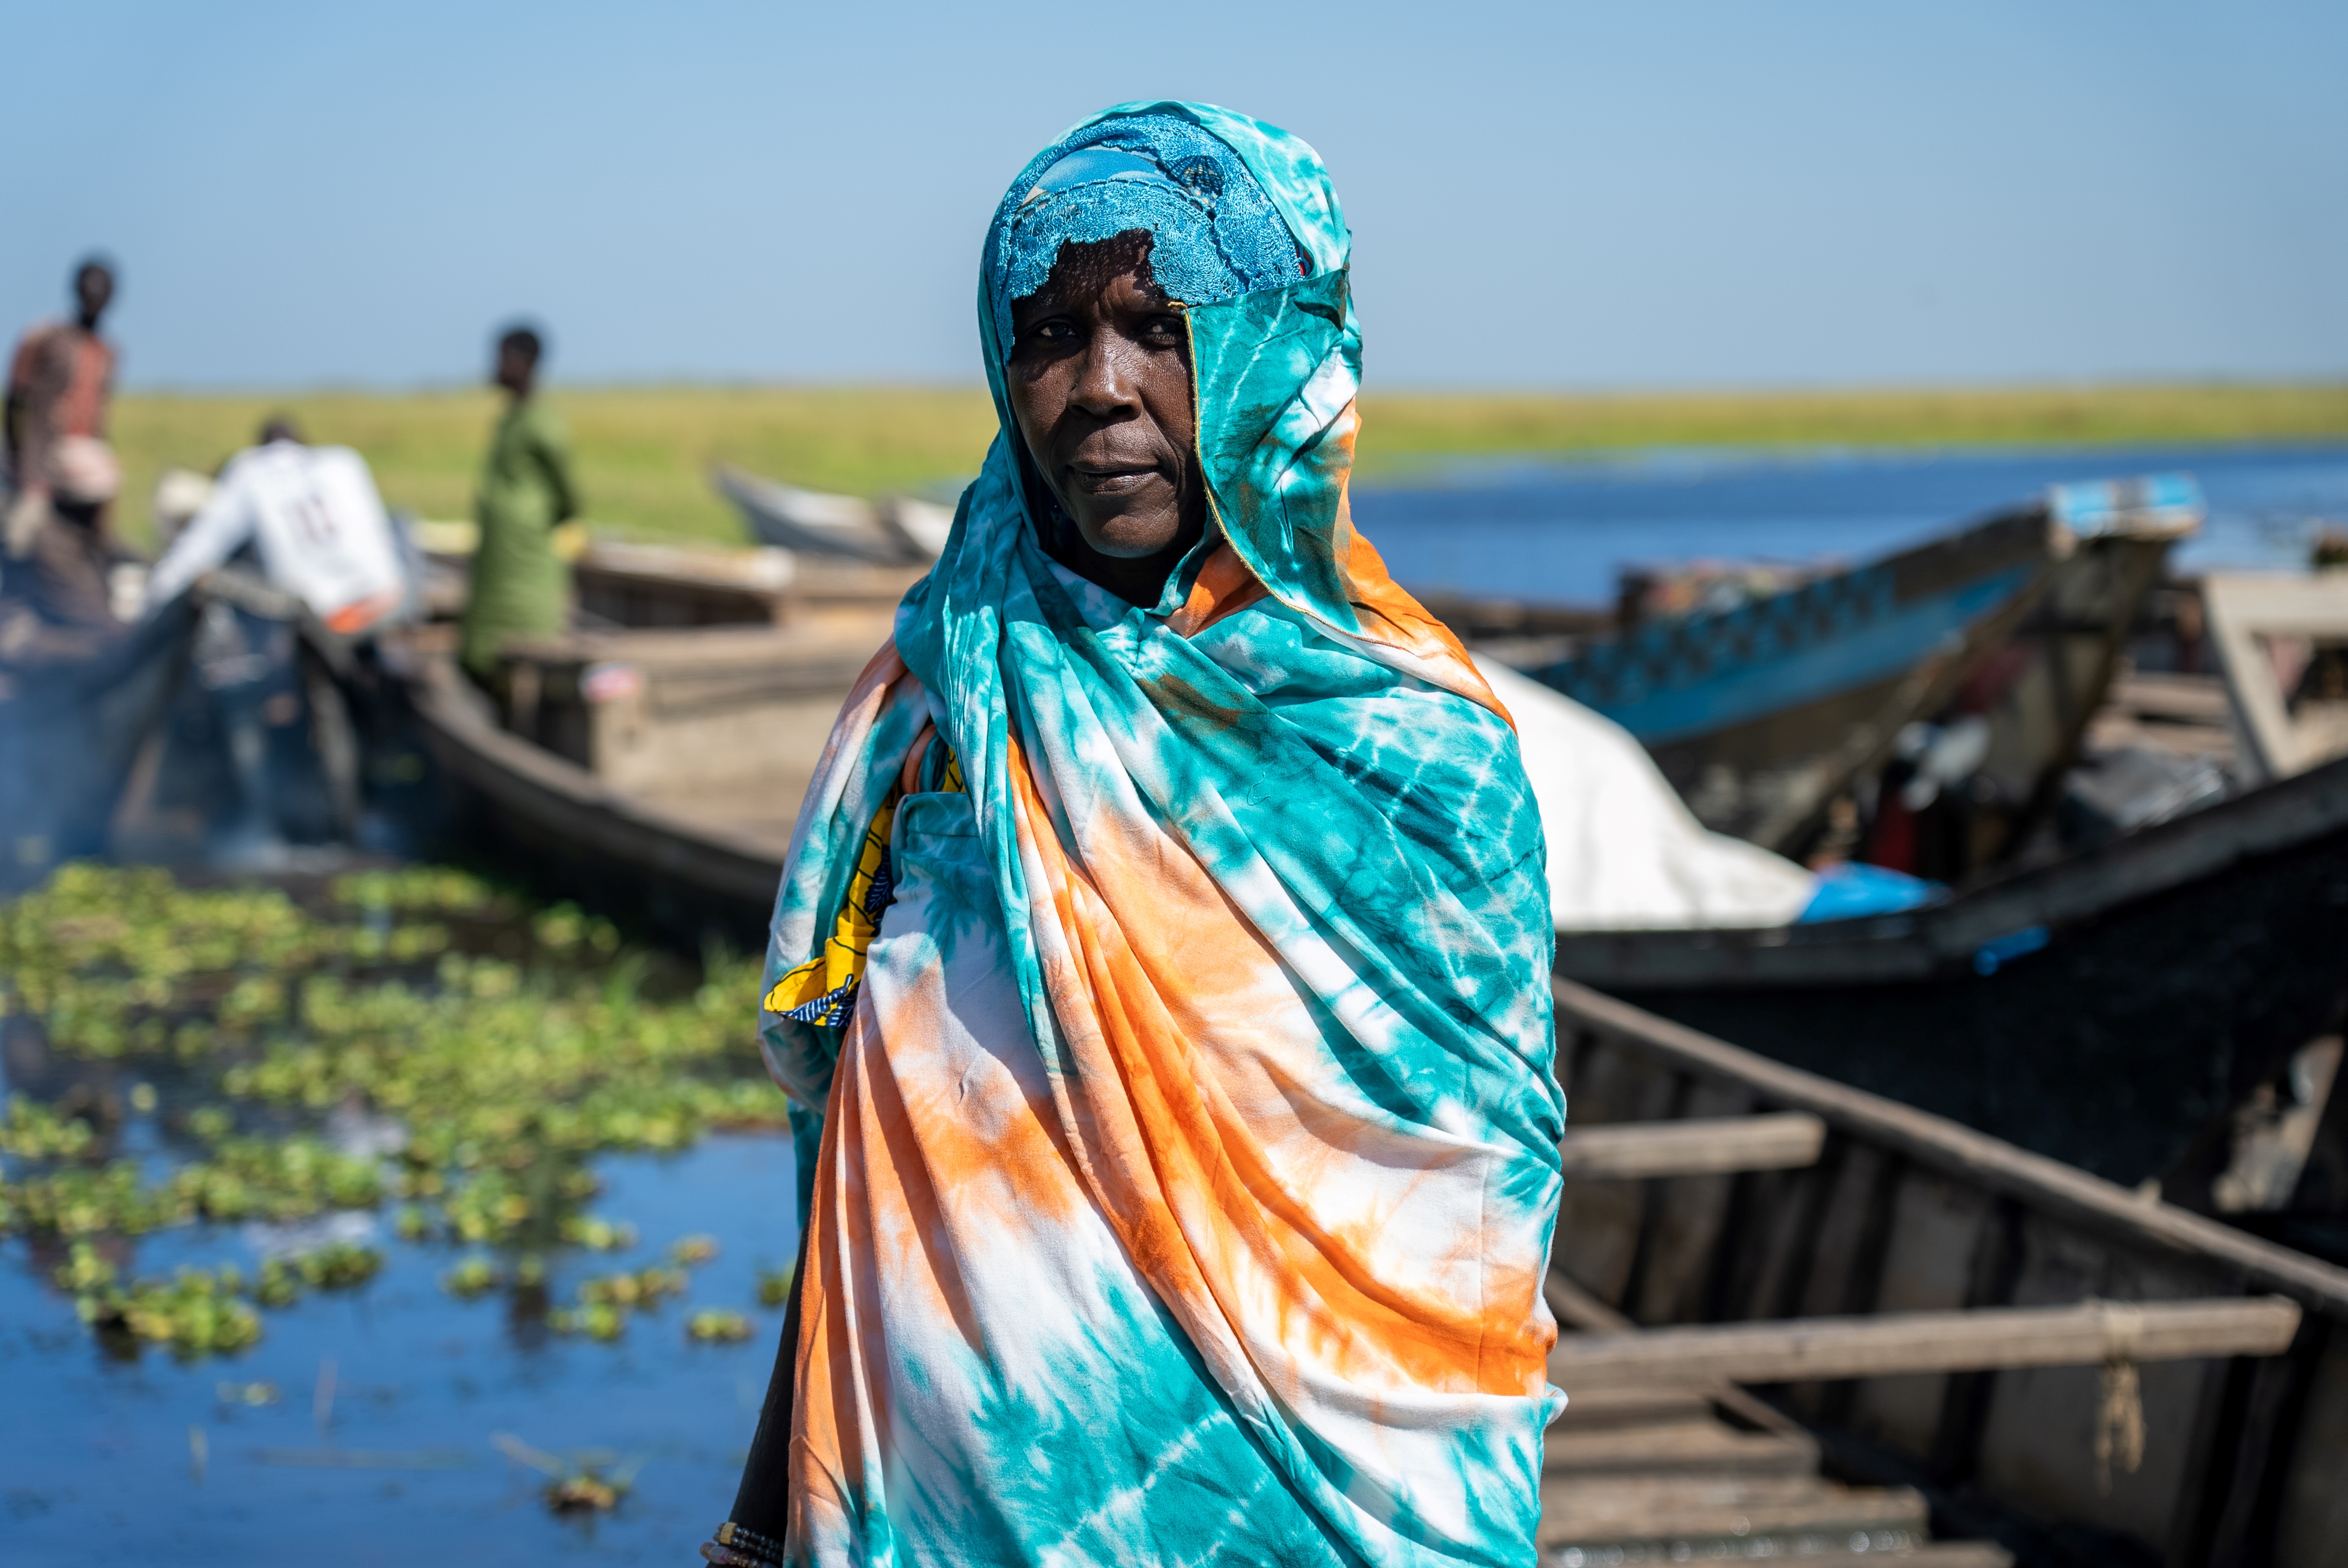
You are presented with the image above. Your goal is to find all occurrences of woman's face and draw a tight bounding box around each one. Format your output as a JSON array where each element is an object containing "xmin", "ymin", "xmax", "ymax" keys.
[{"xmin": 1006, "ymin": 234, "xmax": 1205, "ymax": 594}]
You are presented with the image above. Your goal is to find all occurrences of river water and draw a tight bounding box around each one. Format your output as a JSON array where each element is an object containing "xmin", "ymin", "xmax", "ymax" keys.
[
  {"xmin": 1353, "ymin": 441, "xmax": 2348, "ymax": 604},
  {"xmin": 1, "ymin": 1127, "xmax": 800, "ymax": 1566}
]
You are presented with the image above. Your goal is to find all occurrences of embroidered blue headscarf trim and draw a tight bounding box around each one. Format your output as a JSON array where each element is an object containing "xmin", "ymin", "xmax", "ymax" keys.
[{"xmin": 989, "ymin": 111, "xmax": 1309, "ymax": 352}]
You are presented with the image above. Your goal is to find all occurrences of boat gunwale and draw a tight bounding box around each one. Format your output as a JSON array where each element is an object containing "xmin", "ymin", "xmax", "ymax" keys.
[
  {"xmin": 1552, "ymin": 749, "xmax": 2348, "ymax": 987},
  {"xmin": 1553, "ymin": 976, "xmax": 2348, "ymax": 1319},
  {"xmin": 405, "ymin": 651, "xmax": 792, "ymax": 904}
]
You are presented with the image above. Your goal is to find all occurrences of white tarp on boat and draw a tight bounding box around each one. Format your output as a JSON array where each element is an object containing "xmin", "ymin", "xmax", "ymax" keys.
[{"xmin": 1476, "ymin": 655, "xmax": 1818, "ymax": 930}]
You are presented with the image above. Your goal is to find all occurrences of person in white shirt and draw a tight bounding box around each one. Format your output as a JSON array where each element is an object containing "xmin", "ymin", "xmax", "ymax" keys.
[{"xmin": 147, "ymin": 418, "xmax": 408, "ymax": 633}]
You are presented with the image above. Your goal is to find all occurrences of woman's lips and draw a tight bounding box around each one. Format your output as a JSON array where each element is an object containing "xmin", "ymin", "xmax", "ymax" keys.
[{"xmin": 1068, "ymin": 464, "xmax": 1159, "ymax": 496}]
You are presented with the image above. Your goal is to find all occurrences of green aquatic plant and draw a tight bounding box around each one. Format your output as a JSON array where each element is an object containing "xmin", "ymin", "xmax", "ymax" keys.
[
  {"xmin": 532, "ymin": 901, "xmax": 620, "ymax": 956},
  {"xmin": 547, "ymin": 1301, "xmax": 629, "ymax": 1342},
  {"xmin": 0, "ymin": 863, "xmax": 786, "ymax": 1360},
  {"xmin": 576, "ymin": 1265, "xmax": 689, "ymax": 1309},
  {"xmin": 78, "ymin": 1265, "xmax": 264, "ymax": 1358},
  {"xmin": 686, "ymin": 1308, "xmax": 753, "ymax": 1344},
  {"xmin": 295, "ymin": 1241, "xmax": 384, "ymax": 1290},
  {"xmin": 1, "ymin": 1096, "xmax": 96, "ymax": 1159},
  {"xmin": 53, "ymin": 1241, "xmax": 116, "ymax": 1293},
  {"xmin": 332, "ymin": 866, "xmax": 495, "ymax": 915},
  {"xmin": 755, "ymin": 1265, "xmax": 794, "ymax": 1308},
  {"xmin": 491, "ymin": 1430, "xmax": 640, "ymax": 1514},
  {"xmin": 441, "ymin": 1255, "xmax": 503, "ymax": 1299},
  {"xmin": 254, "ymin": 1258, "xmax": 303, "ymax": 1308}
]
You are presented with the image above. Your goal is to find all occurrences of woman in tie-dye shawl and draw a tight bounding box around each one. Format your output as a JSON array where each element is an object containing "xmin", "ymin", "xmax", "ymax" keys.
[{"xmin": 723, "ymin": 101, "xmax": 1564, "ymax": 1568}]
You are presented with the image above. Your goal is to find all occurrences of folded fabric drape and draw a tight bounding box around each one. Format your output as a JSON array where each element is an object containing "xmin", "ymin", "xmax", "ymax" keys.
[{"xmin": 757, "ymin": 101, "xmax": 1564, "ymax": 1567}]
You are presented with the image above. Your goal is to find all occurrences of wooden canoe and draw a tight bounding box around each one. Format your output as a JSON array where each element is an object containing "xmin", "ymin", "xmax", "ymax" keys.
[
  {"xmin": 1513, "ymin": 477, "xmax": 2197, "ymax": 859},
  {"xmin": 390, "ymin": 628, "xmax": 856, "ymax": 946},
  {"xmin": 1539, "ymin": 979, "xmax": 2348, "ymax": 1566},
  {"xmin": 1556, "ymin": 750, "xmax": 2348, "ymax": 1190},
  {"xmin": 384, "ymin": 535, "xmax": 905, "ymax": 948},
  {"xmin": 713, "ymin": 464, "xmax": 956, "ymax": 566}
]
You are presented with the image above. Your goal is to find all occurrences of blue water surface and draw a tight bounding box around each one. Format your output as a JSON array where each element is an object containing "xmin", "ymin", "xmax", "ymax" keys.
[
  {"xmin": 1, "ymin": 1131, "xmax": 799, "ymax": 1567},
  {"xmin": 1352, "ymin": 442, "xmax": 2348, "ymax": 604}
]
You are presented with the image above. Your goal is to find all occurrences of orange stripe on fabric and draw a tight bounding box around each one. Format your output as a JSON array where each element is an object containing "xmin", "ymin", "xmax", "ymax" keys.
[
  {"xmin": 789, "ymin": 1056, "xmax": 873, "ymax": 1546},
  {"xmin": 1003, "ymin": 736, "xmax": 1551, "ymax": 1400},
  {"xmin": 1165, "ymin": 544, "xmax": 1271, "ymax": 638}
]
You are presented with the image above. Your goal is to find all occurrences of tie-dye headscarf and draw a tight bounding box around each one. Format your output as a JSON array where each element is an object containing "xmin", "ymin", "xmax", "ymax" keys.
[{"xmin": 758, "ymin": 101, "xmax": 1564, "ymax": 1567}]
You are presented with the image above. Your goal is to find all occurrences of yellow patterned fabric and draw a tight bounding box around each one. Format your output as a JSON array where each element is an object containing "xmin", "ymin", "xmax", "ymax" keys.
[{"xmin": 760, "ymin": 744, "xmax": 961, "ymax": 1027}]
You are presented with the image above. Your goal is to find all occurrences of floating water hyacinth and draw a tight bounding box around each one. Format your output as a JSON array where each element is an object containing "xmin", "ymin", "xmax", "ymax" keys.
[
  {"xmin": 441, "ymin": 1255, "xmax": 503, "ymax": 1298},
  {"xmin": 76, "ymin": 1265, "xmax": 265, "ymax": 1358},
  {"xmin": 754, "ymin": 1265, "xmax": 793, "ymax": 1308},
  {"xmin": 491, "ymin": 1431, "xmax": 640, "ymax": 1514},
  {"xmin": 686, "ymin": 1309, "xmax": 752, "ymax": 1343},
  {"xmin": 0, "ymin": 863, "xmax": 789, "ymax": 1360}
]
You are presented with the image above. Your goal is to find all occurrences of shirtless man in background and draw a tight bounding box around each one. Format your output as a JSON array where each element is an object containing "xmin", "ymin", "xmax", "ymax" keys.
[{"xmin": 4, "ymin": 257, "xmax": 126, "ymax": 641}]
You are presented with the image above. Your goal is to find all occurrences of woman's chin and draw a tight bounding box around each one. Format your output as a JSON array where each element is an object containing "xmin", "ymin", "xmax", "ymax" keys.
[{"xmin": 1075, "ymin": 510, "xmax": 1186, "ymax": 560}]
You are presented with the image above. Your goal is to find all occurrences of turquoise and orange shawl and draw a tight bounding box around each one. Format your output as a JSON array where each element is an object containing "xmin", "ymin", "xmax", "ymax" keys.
[{"xmin": 758, "ymin": 101, "xmax": 1564, "ymax": 1566}]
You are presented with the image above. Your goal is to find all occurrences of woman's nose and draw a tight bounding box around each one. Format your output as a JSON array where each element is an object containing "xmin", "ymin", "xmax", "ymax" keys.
[{"xmin": 1067, "ymin": 328, "xmax": 1139, "ymax": 416}]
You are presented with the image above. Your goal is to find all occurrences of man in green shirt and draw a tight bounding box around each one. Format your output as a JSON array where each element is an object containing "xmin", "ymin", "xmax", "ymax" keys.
[{"xmin": 462, "ymin": 325, "xmax": 578, "ymax": 680}]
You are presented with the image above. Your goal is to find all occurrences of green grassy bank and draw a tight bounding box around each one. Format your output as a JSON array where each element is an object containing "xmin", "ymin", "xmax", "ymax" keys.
[{"xmin": 110, "ymin": 381, "xmax": 2348, "ymax": 551}]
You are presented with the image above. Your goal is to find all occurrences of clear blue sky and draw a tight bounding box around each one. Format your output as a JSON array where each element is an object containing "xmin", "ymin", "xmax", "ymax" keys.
[{"xmin": 8, "ymin": 0, "xmax": 2342, "ymax": 390}]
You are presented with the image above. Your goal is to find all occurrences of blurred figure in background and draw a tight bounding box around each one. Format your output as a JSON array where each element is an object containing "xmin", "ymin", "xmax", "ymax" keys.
[
  {"xmin": 145, "ymin": 416, "xmax": 407, "ymax": 631},
  {"xmin": 462, "ymin": 324, "xmax": 578, "ymax": 682},
  {"xmin": 144, "ymin": 417, "xmax": 406, "ymax": 861},
  {"xmin": 3, "ymin": 257, "xmax": 126, "ymax": 646}
]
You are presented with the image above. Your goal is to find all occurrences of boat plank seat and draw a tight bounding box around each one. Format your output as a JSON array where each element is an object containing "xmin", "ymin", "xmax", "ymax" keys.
[
  {"xmin": 1557, "ymin": 1111, "xmax": 1825, "ymax": 1179},
  {"xmin": 1537, "ymin": 1267, "xmax": 2008, "ymax": 1561},
  {"xmin": 1549, "ymin": 1295, "xmax": 2302, "ymax": 1390},
  {"xmin": 1546, "ymin": 1384, "xmax": 1716, "ymax": 1431},
  {"xmin": 1539, "ymin": 1473, "xmax": 1932, "ymax": 1554},
  {"xmin": 1537, "ymin": 982, "xmax": 2348, "ymax": 1564},
  {"xmin": 1544, "ymin": 1418, "xmax": 1818, "ymax": 1476}
]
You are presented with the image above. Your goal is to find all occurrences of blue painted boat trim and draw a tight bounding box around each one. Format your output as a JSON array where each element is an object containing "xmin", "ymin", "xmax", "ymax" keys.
[
  {"xmin": 1547, "ymin": 563, "xmax": 2038, "ymax": 743},
  {"xmin": 2047, "ymin": 473, "xmax": 2202, "ymax": 535}
]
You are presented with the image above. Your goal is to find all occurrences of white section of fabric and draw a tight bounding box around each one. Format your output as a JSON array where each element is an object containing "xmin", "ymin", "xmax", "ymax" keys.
[
  {"xmin": 146, "ymin": 441, "xmax": 404, "ymax": 625},
  {"xmin": 1475, "ymin": 656, "xmax": 1818, "ymax": 931}
]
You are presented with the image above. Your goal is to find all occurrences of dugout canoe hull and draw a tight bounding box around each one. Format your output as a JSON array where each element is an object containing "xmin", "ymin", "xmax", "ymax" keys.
[
  {"xmin": 384, "ymin": 539, "xmax": 915, "ymax": 944},
  {"xmin": 389, "ymin": 629, "xmax": 882, "ymax": 949},
  {"xmin": 1557, "ymin": 752, "xmax": 2348, "ymax": 1188},
  {"xmin": 1543, "ymin": 979, "xmax": 2348, "ymax": 1567},
  {"xmin": 1517, "ymin": 477, "xmax": 2199, "ymax": 859}
]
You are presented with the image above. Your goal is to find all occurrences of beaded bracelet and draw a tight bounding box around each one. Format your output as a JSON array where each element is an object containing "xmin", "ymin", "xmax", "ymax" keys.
[
  {"xmin": 699, "ymin": 1543, "xmax": 777, "ymax": 1568},
  {"xmin": 716, "ymin": 1522, "xmax": 785, "ymax": 1558},
  {"xmin": 699, "ymin": 1521, "xmax": 784, "ymax": 1568}
]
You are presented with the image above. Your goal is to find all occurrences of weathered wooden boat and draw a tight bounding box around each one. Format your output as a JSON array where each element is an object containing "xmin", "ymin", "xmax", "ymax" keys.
[
  {"xmin": 571, "ymin": 539, "xmax": 926, "ymax": 636},
  {"xmin": 1537, "ymin": 978, "xmax": 2348, "ymax": 1566},
  {"xmin": 1542, "ymin": 565, "xmax": 2348, "ymax": 1189},
  {"xmin": 1517, "ymin": 476, "xmax": 2199, "ymax": 858},
  {"xmin": 2203, "ymin": 570, "xmax": 2348, "ymax": 784},
  {"xmin": 570, "ymin": 539, "xmax": 797, "ymax": 628},
  {"xmin": 714, "ymin": 463, "xmax": 956, "ymax": 566},
  {"xmin": 383, "ymin": 538, "xmax": 919, "ymax": 941},
  {"xmin": 390, "ymin": 622, "xmax": 876, "ymax": 944}
]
